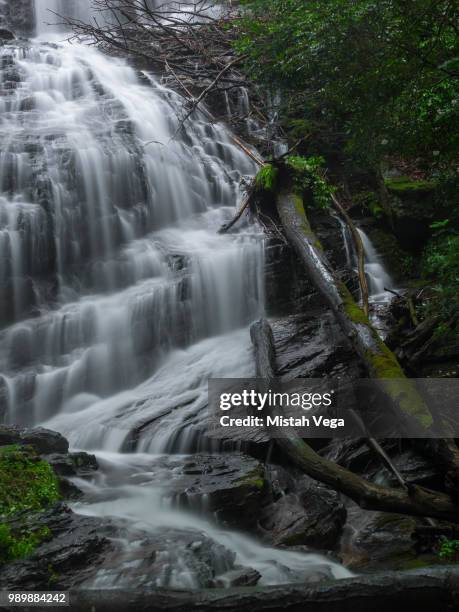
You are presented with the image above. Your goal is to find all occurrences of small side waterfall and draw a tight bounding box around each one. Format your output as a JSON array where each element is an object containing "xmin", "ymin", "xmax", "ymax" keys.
[
  {"xmin": 357, "ymin": 228, "xmax": 394, "ymax": 299},
  {"xmin": 0, "ymin": 0, "xmax": 352, "ymax": 589},
  {"xmin": 338, "ymin": 218, "xmax": 395, "ymax": 301}
]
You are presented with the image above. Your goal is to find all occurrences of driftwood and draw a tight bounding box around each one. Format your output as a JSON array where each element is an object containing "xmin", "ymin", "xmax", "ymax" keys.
[
  {"xmin": 59, "ymin": 567, "xmax": 459, "ymax": 612},
  {"xmin": 250, "ymin": 319, "xmax": 459, "ymax": 522},
  {"xmin": 275, "ymin": 192, "xmax": 459, "ymax": 488}
]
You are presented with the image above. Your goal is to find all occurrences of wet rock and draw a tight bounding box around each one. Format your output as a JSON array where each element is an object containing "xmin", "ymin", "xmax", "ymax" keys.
[
  {"xmin": 83, "ymin": 527, "xmax": 237, "ymax": 589},
  {"xmin": 0, "ymin": 28, "xmax": 15, "ymax": 40},
  {"xmin": 212, "ymin": 567, "xmax": 261, "ymax": 587},
  {"xmin": 0, "ymin": 0, "xmax": 35, "ymax": 37},
  {"xmin": 20, "ymin": 427, "xmax": 69, "ymax": 454},
  {"xmin": 45, "ymin": 452, "xmax": 98, "ymax": 477},
  {"xmin": 169, "ymin": 454, "xmax": 269, "ymax": 529},
  {"xmin": 0, "ymin": 425, "xmax": 22, "ymax": 446},
  {"xmin": 0, "ymin": 504, "xmax": 111, "ymax": 590},
  {"xmin": 340, "ymin": 508, "xmax": 428, "ymax": 571},
  {"xmin": 260, "ymin": 480, "xmax": 346, "ymax": 549}
]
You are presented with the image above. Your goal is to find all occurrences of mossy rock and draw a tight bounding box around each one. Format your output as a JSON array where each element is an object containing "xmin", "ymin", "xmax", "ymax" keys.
[
  {"xmin": 0, "ymin": 445, "xmax": 61, "ymax": 517},
  {"xmin": 0, "ymin": 445, "xmax": 61, "ymax": 565},
  {"xmin": 385, "ymin": 177, "xmax": 437, "ymax": 195}
]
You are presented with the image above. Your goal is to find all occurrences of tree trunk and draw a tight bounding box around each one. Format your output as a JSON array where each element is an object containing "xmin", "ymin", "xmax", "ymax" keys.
[
  {"xmin": 66, "ymin": 567, "xmax": 459, "ymax": 612},
  {"xmin": 275, "ymin": 192, "xmax": 459, "ymax": 486},
  {"xmin": 250, "ymin": 319, "xmax": 459, "ymax": 522}
]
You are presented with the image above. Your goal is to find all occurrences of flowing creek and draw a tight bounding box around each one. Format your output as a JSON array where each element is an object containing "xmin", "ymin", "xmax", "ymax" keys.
[{"xmin": 0, "ymin": 0, "xmax": 352, "ymax": 589}]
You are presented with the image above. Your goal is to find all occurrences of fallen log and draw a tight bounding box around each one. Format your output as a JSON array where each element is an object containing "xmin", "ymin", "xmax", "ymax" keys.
[
  {"xmin": 250, "ymin": 319, "xmax": 459, "ymax": 522},
  {"xmin": 59, "ymin": 567, "xmax": 459, "ymax": 612},
  {"xmin": 275, "ymin": 192, "xmax": 459, "ymax": 485}
]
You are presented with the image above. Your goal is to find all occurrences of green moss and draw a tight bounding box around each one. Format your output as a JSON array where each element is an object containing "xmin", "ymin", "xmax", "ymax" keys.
[
  {"xmin": 292, "ymin": 194, "xmax": 324, "ymax": 250},
  {"xmin": 385, "ymin": 176, "xmax": 437, "ymax": 194},
  {"xmin": 336, "ymin": 282, "xmax": 433, "ymax": 429},
  {"xmin": 0, "ymin": 445, "xmax": 61, "ymax": 516},
  {"xmin": 255, "ymin": 163, "xmax": 278, "ymax": 192},
  {"xmin": 235, "ymin": 466, "xmax": 266, "ymax": 491},
  {"xmin": 366, "ymin": 350, "xmax": 434, "ymax": 428},
  {"xmin": 338, "ymin": 282, "xmax": 369, "ymax": 325},
  {"xmin": 400, "ymin": 558, "xmax": 435, "ymax": 570},
  {"xmin": 0, "ymin": 445, "xmax": 60, "ymax": 566},
  {"xmin": 0, "ymin": 524, "xmax": 51, "ymax": 565}
]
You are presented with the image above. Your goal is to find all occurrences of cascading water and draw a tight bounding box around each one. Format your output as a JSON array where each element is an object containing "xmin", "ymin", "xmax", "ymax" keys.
[
  {"xmin": 338, "ymin": 217, "xmax": 395, "ymax": 334},
  {"xmin": 338, "ymin": 218, "xmax": 395, "ymax": 300},
  {"xmin": 0, "ymin": 0, "xmax": 352, "ymax": 588},
  {"xmin": 357, "ymin": 228, "xmax": 394, "ymax": 300}
]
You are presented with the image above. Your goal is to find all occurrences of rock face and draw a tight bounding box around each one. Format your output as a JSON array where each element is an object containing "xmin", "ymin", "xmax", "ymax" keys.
[
  {"xmin": 164, "ymin": 454, "xmax": 269, "ymax": 529},
  {"xmin": 0, "ymin": 0, "xmax": 35, "ymax": 37},
  {"xmin": 83, "ymin": 526, "xmax": 239, "ymax": 590},
  {"xmin": 0, "ymin": 425, "xmax": 69, "ymax": 454},
  {"xmin": 340, "ymin": 509, "xmax": 426, "ymax": 571},
  {"xmin": 259, "ymin": 469, "xmax": 346, "ymax": 550},
  {"xmin": 0, "ymin": 426, "xmax": 108, "ymax": 589},
  {"xmin": 0, "ymin": 504, "xmax": 111, "ymax": 589}
]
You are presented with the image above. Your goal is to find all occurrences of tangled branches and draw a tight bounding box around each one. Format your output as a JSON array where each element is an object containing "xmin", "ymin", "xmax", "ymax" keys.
[{"xmin": 57, "ymin": 1, "xmax": 249, "ymax": 96}]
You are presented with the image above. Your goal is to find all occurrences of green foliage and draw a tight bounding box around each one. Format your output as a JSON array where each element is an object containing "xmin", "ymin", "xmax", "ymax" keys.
[
  {"xmin": 236, "ymin": 0, "xmax": 458, "ymax": 169},
  {"xmin": 0, "ymin": 445, "xmax": 59, "ymax": 566},
  {"xmin": 255, "ymin": 163, "xmax": 278, "ymax": 192},
  {"xmin": 285, "ymin": 155, "xmax": 335, "ymax": 208},
  {"xmin": 0, "ymin": 445, "xmax": 60, "ymax": 516},
  {"xmin": 438, "ymin": 539, "xmax": 459, "ymax": 562},
  {"xmin": 421, "ymin": 232, "xmax": 459, "ymax": 322}
]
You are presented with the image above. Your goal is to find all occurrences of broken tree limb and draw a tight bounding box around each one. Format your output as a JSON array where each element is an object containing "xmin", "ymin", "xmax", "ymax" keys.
[
  {"xmin": 66, "ymin": 567, "xmax": 459, "ymax": 612},
  {"xmin": 250, "ymin": 319, "xmax": 459, "ymax": 522},
  {"xmin": 331, "ymin": 194, "xmax": 369, "ymax": 317},
  {"xmin": 219, "ymin": 174, "xmax": 261, "ymax": 234},
  {"xmin": 275, "ymin": 192, "xmax": 459, "ymax": 488}
]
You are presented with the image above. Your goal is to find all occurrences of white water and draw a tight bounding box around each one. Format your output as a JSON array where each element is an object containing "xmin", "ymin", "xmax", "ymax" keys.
[
  {"xmin": 0, "ymin": 0, "xmax": 352, "ymax": 589},
  {"xmin": 357, "ymin": 228, "xmax": 394, "ymax": 302}
]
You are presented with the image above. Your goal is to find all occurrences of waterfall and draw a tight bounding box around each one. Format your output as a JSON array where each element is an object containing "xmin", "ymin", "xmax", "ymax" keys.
[
  {"xmin": 357, "ymin": 228, "xmax": 394, "ymax": 298},
  {"xmin": 337, "ymin": 217, "xmax": 394, "ymax": 301},
  {"xmin": 0, "ymin": 0, "xmax": 352, "ymax": 588},
  {"xmin": 34, "ymin": 0, "xmax": 93, "ymax": 34}
]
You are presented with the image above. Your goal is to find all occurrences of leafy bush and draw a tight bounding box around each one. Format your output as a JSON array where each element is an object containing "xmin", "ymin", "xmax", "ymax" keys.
[
  {"xmin": 236, "ymin": 0, "xmax": 458, "ymax": 170},
  {"xmin": 255, "ymin": 163, "xmax": 278, "ymax": 192},
  {"xmin": 285, "ymin": 155, "xmax": 335, "ymax": 208},
  {"xmin": 421, "ymin": 232, "xmax": 459, "ymax": 322},
  {"xmin": 438, "ymin": 539, "xmax": 459, "ymax": 562}
]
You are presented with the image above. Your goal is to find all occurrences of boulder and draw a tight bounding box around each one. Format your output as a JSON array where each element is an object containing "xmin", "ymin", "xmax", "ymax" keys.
[
  {"xmin": 20, "ymin": 427, "xmax": 69, "ymax": 454},
  {"xmin": 0, "ymin": 504, "xmax": 111, "ymax": 590},
  {"xmin": 44, "ymin": 452, "xmax": 98, "ymax": 477},
  {"xmin": 340, "ymin": 508, "xmax": 429, "ymax": 571},
  {"xmin": 166, "ymin": 454, "xmax": 269, "ymax": 529},
  {"xmin": 81, "ymin": 527, "xmax": 238, "ymax": 590},
  {"xmin": 259, "ymin": 480, "xmax": 346, "ymax": 549},
  {"xmin": 0, "ymin": 28, "xmax": 15, "ymax": 40}
]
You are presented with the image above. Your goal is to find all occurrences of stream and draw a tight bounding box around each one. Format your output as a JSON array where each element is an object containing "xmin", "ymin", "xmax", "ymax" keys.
[{"xmin": 0, "ymin": 0, "xmax": 352, "ymax": 589}]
